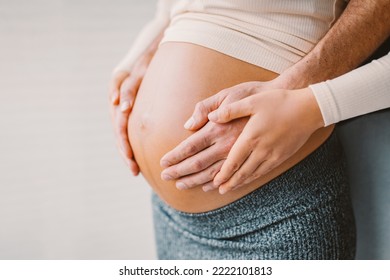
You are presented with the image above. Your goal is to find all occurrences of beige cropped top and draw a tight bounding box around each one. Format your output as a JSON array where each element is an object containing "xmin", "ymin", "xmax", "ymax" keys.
[
  {"xmin": 161, "ymin": 0, "xmax": 347, "ymax": 73},
  {"xmin": 115, "ymin": 0, "xmax": 389, "ymax": 127},
  {"xmin": 115, "ymin": 0, "xmax": 347, "ymax": 73}
]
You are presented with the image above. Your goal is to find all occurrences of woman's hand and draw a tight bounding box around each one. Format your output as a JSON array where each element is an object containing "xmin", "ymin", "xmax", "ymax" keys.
[
  {"xmin": 208, "ymin": 88, "xmax": 325, "ymax": 194},
  {"xmin": 109, "ymin": 50, "xmax": 154, "ymax": 175},
  {"xmin": 183, "ymin": 81, "xmax": 284, "ymax": 131},
  {"xmin": 160, "ymin": 80, "xmax": 283, "ymax": 190}
]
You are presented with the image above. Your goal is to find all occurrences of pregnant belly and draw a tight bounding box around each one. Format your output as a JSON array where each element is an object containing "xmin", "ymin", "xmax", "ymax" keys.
[{"xmin": 128, "ymin": 42, "xmax": 334, "ymax": 213}]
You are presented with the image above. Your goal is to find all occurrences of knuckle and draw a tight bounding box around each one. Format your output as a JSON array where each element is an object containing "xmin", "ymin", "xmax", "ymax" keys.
[
  {"xmin": 226, "ymin": 161, "xmax": 239, "ymax": 173},
  {"xmin": 265, "ymin": 149, "xmax": 274, "ymax": 159},
  {"xmin": 208, "ymin": 166, "xmax": 219, "ymax": 178},
  {"xmin": 245, "ymin": 173, "xmax": 259, "ymax": 184},
  {"xmin": 192, "ymin": 159, "xmax": 204, "ymax": 171},
  {"xmin": 236, "ymin": 171, "xmax": 247, "ymax": 181},
  {"xmin": 253, "ymin": 170, "xmax": 265, "ymax": 180},
  {"xmin": 266, "ymin": 159, "xmax": 279, "ymax": 172},
  {"xmin": 268, "ymin": 154, "xmax": 280, "ymax": 165},
  {"xmin": 219, "ymin": 89, "xmax": 230, "ymax": 99},
  {"xmin": 187, "ymin": 176, "xmax": 207, "ymax": 188},
  {"xmin": 165, "ymin": 167, "xmax": 178, "ymax": 179},
  {"xmin": 194, "ymin": 101, "xmax": 207, "ymax": 115},
  {"xmin": 224, "ymin": 94, "xmax": 233, "ymax": 103},
  {"xmin": 220, "ymin": 107, "xmax": 231, "ymax": 120},
  {"xmin": 246, "ymin": 133, "xmax": 259, "ymax": 143},
  {"xmin": 225, "ymin": 136, "xmax": 237, "ymax": 149},
  {"xmin": 219, "ymin": 142, "xmax": 232, "ymax": 156},
  {"xmin": 207, "ymin": 122, "xmax": 218, "ymax": 134},
  {"xmin": 184, "ymin": 142, "xmax": 198, "ymax": 155},
  {"xmin": 215, "ymin": 122, "xmax": 226, "ymax": 133}
]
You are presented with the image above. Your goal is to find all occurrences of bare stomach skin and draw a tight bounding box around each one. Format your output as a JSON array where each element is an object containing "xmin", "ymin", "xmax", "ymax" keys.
[{"xmin": 129, "ymin": 42, "xmax": 334, "ymax": 213}]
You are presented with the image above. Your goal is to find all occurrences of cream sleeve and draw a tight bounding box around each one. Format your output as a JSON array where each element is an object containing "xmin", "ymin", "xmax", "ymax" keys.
[
  {"xmin": 113, "ymin": 0, "xmax": 174, "ymax": 74},
  {"xmin": 309, "ymin": 52, "xmax": 390, "ymax": 126}
]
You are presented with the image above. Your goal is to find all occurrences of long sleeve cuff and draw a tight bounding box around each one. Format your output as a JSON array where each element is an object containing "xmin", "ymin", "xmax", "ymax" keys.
[{"xmin": 309, "ymin": 52, "xmax": 390, "ymax": 126}]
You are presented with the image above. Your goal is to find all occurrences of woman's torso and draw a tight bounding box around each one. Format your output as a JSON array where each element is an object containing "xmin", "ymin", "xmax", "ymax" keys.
[
  {"xmin": 128, "ymin": 42, "xmax": 333, "ymax": 213},
  {"xmin": 162, "ymin": 0, "xmax": 348, "ymax": 72},
  {"xmin": 128, "ymin": 0, "xmax": 345, "ymax": 213}
]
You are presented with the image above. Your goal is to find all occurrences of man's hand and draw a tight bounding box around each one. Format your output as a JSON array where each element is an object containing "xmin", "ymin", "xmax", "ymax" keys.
[
  {"xmin": 160, "ymin": 80, "xmax": 284, "ymax": 191},
  {"xmin": 161, "ymin": 118, "xmax": 247, "ymax": 191},
  {"xmin": 160, "ymin": 0, "xmax": 390, "ymax": 193}
]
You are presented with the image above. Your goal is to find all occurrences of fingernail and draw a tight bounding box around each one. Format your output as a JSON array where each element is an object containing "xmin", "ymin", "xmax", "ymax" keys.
[
  {"xmin": 161, "ymin": 173, "xmax": 173, "ymax": 181},
  {"xmin": 202, "ymin": 185, "xmax": 216, "ymax": 192},
  {"xmin": 219, "ymin": 187, "xmax": 228, "ymax": 195},
  {"xmin": 214, "ymin": 178, "xmax": 223, "ymax": 186},
  {"xmin": 208, "ymin": 111, "xmax": 218, "ymax": 121},
  {"xmin": 176, "ymin": 182, "xmax": 187, "ymax": 190},
  {"xmin": 184, "ymin": 117, "xmax": 194, "ymax": 129},
  {"xmin": 120, "ymin": 101, "xmax": 130, "ymax": 112}
]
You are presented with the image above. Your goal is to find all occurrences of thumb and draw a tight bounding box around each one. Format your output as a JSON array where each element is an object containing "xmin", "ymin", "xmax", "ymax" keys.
[{"xmin": 184, "ymin": 90, "xmax": 228, "ymax": 130}]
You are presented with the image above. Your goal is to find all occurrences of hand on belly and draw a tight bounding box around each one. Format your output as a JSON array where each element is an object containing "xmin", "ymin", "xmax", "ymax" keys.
[
  {"xmin": 161, "ymin": 82, "xmax": 327, "ymax": 195},
  {"xmin": 127, "ymin": 42, "xmax": 332, "ymax": 213},
  {"xmin": 160, "ymin": 117, "xmax": 248, "ymax": 190}
]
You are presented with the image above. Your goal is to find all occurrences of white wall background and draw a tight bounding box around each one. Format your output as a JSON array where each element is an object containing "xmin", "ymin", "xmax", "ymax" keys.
[{"xmin": 0, "ymin": 0, "xmax": 157, "ymax": 259}]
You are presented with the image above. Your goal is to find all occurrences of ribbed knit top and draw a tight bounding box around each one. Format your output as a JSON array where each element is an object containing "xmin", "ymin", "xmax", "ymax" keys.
[
  {"xmin": 115, "ymin": 0, "xmax": 389, "ymax": 127},
  {"xmin": 310, "ymin": 52, "xmax": 390, "ymax": 126},
  {"xmin": 162, "ymin": 0, "xmax": 347, "ymax": 73}
]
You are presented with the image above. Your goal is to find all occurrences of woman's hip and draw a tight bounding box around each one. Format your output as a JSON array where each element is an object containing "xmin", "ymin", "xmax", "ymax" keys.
[{"xmin": 152, "ymin": 132, "xmax": 356, "ymax": 259}]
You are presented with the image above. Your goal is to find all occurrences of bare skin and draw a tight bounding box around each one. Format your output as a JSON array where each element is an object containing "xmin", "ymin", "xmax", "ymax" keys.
[
  {"xmin": 161, "ymin": 86, "xmax": 324, "ymax": 194},
  {"xmin": 280, "ymin": 0, "xmax": 390, "ymax": 88},
  {"xmin": 126, "ymin": 42, "xmax": 333, "ymax": 213},
  {"xmin": 108, "ymin": 0, "xmax": 390, "ymax": 211},
  {"xmin": 109, "ymin": 32, "xmax": 164, "ymax": 175},
  {"xmin": 110, "ymin": 0, "xmax": 390, "ymax": 181},
  {"xmin": 208, "ymin": 88, "xmax": 323, "ymax": 194},
  {"xmin": 160, "ymin": 0, "xmax": 390, "ymax": 193}
]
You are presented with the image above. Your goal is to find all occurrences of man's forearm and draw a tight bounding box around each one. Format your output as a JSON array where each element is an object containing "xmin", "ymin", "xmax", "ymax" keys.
[{"xmin": 279, "ymin": 0, "xmax": 390, "ymax": 89}]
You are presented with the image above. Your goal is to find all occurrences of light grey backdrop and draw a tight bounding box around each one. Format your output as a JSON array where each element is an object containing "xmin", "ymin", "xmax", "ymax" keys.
[
  {"xmin": 0, "ymin": 0, "xmax": 388, "ymax": 260},
  {"xmin": 0, "ymin": 0, "xmax": 156, "ymax": 259},
  {"xmin": 337, "ymin": 110, "xmax": 390, "ymax": 260}
]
